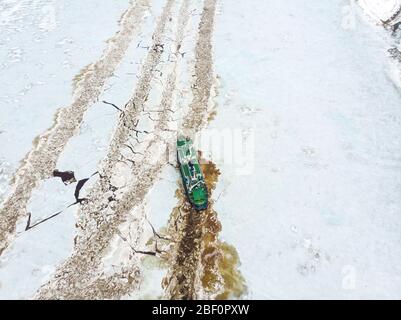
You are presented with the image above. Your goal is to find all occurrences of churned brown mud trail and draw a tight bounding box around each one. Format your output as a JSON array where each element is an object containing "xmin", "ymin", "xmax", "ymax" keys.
[
  {"xmin": 163, "ymin": 159, "xmax": 246, "ymax": 299},
  {"xmin": 36, "ymin": 0, "xmax": 194, "ymax": 299},
  {"xmin": 0, "ymin": 0, "xmax": 150, "ymax": 256}
]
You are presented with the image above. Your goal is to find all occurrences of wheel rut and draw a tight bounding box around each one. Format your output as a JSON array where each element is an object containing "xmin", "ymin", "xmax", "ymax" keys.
[{"xmin": 0, "ymin": 0, "xmax": 151, "ymax": 256}]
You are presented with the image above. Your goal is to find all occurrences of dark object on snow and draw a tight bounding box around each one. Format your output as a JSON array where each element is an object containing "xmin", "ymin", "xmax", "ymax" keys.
[{"xmin": 53, "ymin": 169, "xmax": 76, "ymax": 185}]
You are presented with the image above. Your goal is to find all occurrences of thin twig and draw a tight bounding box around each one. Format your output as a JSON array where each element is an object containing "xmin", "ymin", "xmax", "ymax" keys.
[{"xmin": 102, "ymin": 100, "xmax": 123, "ymax": 112}]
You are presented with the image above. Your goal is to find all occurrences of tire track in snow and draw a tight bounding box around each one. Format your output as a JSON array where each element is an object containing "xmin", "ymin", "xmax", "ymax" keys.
[
  {"xmin": 182, "ymin": 0, "xmax": 217, "ymax": 134},
  {"xmin": 0, "ymin": 0, "xmax": 150, "ymax": 256},
  {"xmin": 36, "ymin": 0, "xmax": 223, "ymax": 299},
  {"xmin": 67, "ymin": 68, "xmax": 181, "ymax": 300},
  {"xmin": 161, "ymin": 0, "xmax": 246, "ymax": 300},
  {"xmin": 36, "ymin": 0, "xmax": 191, "ymax": 299},
  {"xmin": 162, "ymin": 0, "xmax": 218, "ymax": 299}
]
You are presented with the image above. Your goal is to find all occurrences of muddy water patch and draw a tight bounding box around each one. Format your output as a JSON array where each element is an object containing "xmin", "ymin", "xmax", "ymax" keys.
[{"xmin": 162, "ymin": 157, "xmax": 246, "ymax": 299}]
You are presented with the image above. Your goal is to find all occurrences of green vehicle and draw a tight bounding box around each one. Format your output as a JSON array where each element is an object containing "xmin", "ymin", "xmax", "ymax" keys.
[{"xmin": 177, "ymin": 136, "xmax": 208, "ymax": 210}]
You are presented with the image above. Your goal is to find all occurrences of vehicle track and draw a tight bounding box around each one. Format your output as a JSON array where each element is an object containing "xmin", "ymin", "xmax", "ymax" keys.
[
  {"xmin": 36, "ymin": 0, "xmax": 227, "ymax": 300},
  {"xmin": 160, "ymin": 0, "xmax": 246, "ymax": 300},
  {"xmin": 183, "ymin": 0, "xmax": 217, "ymax": 135},
  {"xmin": 36, "ymin": 0, "xmax": 191, "ymax": 299},
  {"xmin": 160, "ymin": 0, "xmax": 218, "ymax": 299},
  {"xmin": 0, "ymin": 0, "xmax": 150, "ymax": 256},
  {"xmin": 4, "ymin": 0, "xmax": 232, "ymax": 300}
]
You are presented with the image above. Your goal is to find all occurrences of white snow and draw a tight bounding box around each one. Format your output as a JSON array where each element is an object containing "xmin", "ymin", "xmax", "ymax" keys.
[
  {"xmin": 0, "ymin": 0, "xmax": 147, "ymax": 298},
  {"xmin": 2, "ymin": 0, "xmax": 401, "ymax": 300},
  {"xmin": 358, "ymin": 0, "xmax": 401, "ymax": 22},
  {"xmin": 0, "ymin": 0, "xmax": 131, "ymax": 199},
  {"xmin": 146, "ymin": 165, "xmax": 178, "ymax": 231},
  {"xmin": 209, "ymin": 0, "xmax": 401, "ymax": 299},
  {"xmin": 0, "ymin": 175, "xmax": 77, "ymax": 297}
]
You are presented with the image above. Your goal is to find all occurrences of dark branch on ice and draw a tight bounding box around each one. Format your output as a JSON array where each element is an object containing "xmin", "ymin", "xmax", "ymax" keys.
[{"xmin": 102, "ymin": 100, "xmax": 123, "ymax": 112}]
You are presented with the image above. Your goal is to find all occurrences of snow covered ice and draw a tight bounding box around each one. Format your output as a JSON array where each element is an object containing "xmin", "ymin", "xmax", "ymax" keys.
[{"xmin": 1, "ymin": 0, "xmax": 401, "ymax": 299}]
